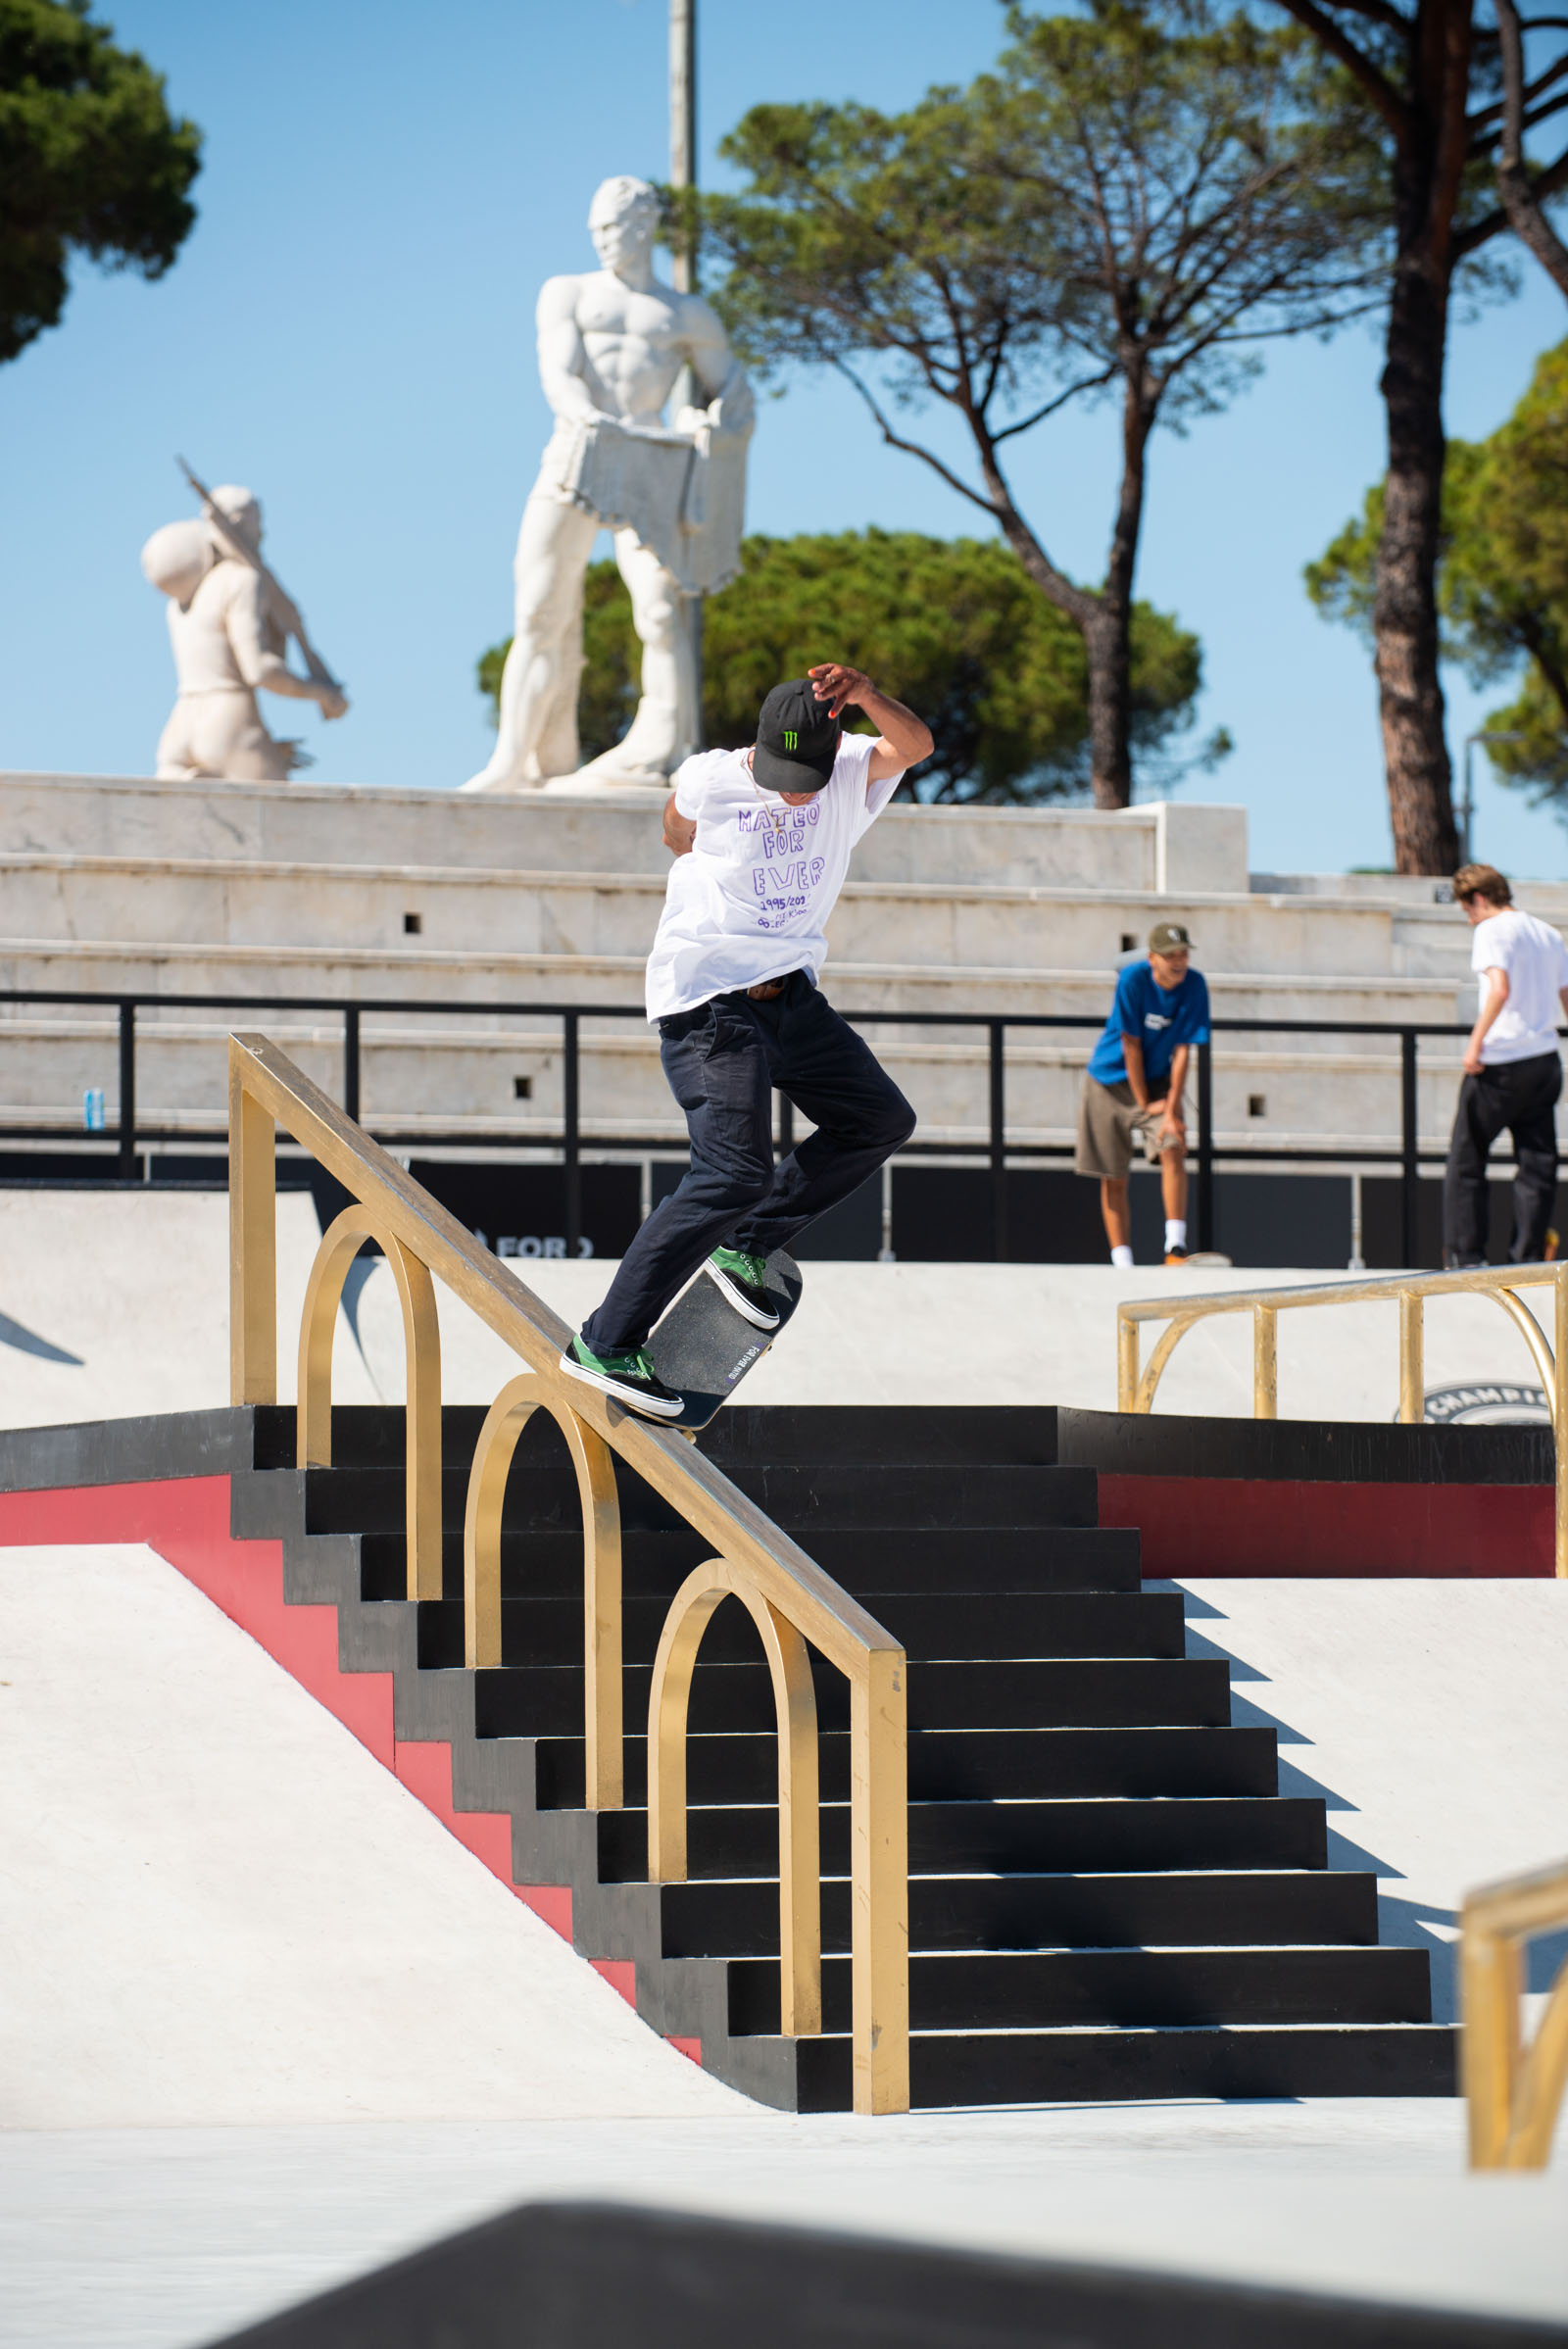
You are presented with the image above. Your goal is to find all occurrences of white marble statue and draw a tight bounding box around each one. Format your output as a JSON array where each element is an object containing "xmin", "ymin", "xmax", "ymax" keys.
[
  {"xmin": 142, "ymin": 481, "xmax": 348, "ymax": 783},
  {"xmin": 465, "ymin": 173, "xmax": 754, "ymax": 793}
]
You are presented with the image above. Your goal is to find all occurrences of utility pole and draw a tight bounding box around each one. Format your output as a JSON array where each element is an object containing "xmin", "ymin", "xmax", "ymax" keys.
[
  {"xmin": 669, "ymin": 0, "xmax": 697, "ymax": 293},
  {"xmin": 669, "ymin": 0, "xmax": 703, "ymax": 747}
]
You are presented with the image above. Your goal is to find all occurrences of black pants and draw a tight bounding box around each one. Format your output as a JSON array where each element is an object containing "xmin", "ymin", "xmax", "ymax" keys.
[
  {"xmin": 1443, "ymin": 1050, "xmax": 1562, "ymax": 1265},
  {"xmin": 582, "ymin": 972, "xmax": 916, "ymax": 1353}
]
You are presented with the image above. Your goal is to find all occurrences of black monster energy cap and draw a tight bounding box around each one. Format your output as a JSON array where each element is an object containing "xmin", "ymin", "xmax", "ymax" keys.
[{"xmin": 752, "ymin": 677, "xmax": 842, "ymax": 796}]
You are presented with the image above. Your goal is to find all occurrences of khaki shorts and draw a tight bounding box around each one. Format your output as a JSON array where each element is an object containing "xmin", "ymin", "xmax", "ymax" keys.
[{"xmin": 1075, "ymin": 1075, "xmax": 1175, "ymax": 1181}]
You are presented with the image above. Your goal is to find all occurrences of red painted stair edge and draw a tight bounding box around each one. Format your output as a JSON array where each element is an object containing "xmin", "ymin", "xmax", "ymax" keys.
[{"xmin": 0, "ymin": 1472, "xmax": 699, "ymax": 2064}]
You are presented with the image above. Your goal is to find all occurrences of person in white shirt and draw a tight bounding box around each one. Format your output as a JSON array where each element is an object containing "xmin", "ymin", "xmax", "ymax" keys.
[
  {"xmin": 561, "ymin": 663, "xmax": 933, "ymax": 1418},
  {"xmin": 1443, "ymin": 862, "xmax": 1568, "ymax": 1267}
]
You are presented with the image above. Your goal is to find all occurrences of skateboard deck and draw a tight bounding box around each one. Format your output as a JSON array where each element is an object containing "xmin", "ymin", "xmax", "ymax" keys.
[{"xmin": 645, "ymin": 1251, "xmax": 803, "ymax": 1431}]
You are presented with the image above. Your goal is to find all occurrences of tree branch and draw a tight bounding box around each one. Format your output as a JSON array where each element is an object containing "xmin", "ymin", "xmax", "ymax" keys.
[
  {"xmin": 831, "ymin": 357, "xmax": 1004, "ymax": 518},
  {"xmin": 1269, "ymin": 0, "xmax": 1411, "ymax": 142},
  {"xmin": 991, "ymin": 367, "xmax": 1119, "ymax": 441},
  {"xmin": 1471, "ymin": 50, "xmax": 1568, "ymax": 134},
  {"xmin": 1459, "ymin": 122, "xmax": 1568, "ymax": 257},
  {"xmin": 1494, "ymin": 0, "xmax": 1568, "ymax": 296},
  {"xmin": 1320, "ymin": 0, "xmax": 1409, "ymax": 26}
]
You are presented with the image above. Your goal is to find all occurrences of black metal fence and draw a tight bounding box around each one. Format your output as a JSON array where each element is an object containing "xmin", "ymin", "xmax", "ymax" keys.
[{"xmin": 0, "ymin": 986, "xmax": 1484, "ymax": 1263}]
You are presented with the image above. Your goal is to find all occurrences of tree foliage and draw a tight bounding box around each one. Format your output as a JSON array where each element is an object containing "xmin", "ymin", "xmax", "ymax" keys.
[
  {"xmin": 0, "ymin": 0, "xmax": 201, "ymax": 365},
  {"xmin": 478, "ymin": 528, "xmax": 1224, "ymax": 805},
  {"xmin": 691, "ymin": 0, "xmax": 1381, "ymax": 807},
  {"xmin": 1307, "ymin": 338, "xmax": 1568, "ymax": 799},
  {"xmin": 1269, "ymin": 0, "xmax": 1568, "ymax": 872}
]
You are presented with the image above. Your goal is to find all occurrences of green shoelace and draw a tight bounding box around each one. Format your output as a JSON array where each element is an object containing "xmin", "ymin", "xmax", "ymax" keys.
[{"xmin": 712, "ymin": 1247, "xmax": 768, "ymax": 1285}]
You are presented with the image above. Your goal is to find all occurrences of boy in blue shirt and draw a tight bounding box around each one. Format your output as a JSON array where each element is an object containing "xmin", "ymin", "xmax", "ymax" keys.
[{"xmin": 1076, "ymin": 921, "xmax": 1210, "ymax": 1267}]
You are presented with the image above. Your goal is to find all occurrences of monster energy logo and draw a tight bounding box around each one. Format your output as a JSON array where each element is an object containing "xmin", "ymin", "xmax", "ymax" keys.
[{"xmin": 783, "ymin": 729, "xmax": 798, "ymax": 750}]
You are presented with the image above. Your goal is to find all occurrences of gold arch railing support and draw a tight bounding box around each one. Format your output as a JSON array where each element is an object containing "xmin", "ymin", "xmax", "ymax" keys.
[
  {"xmin": 226, "ymin": 1032, "xmax": 910, "ymax": 2114},
  {"xmin": 465, "ymin": 1374, "xmax": 623, "ymax": 1810},
  {"xmin": 299, "ymin": 1203, "xmax": 443, "ymax": 1602},
  {"xmin": 1116, "ymin": 1261, "xmax": 1568, "ymax": 1578},
  {"xmin": 1461, "ymin": 1856, "xmax": 1568, "ymax": 2169},
  {"xmin": 648, "ymin": 1558, "xmax": 822, "ymax": 2038}
]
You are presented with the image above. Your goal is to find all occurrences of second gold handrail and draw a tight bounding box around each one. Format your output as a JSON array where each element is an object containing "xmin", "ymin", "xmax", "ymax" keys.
[{"xmin": 1117, "ymin": 1262, "xmax": 1568, "ymax": 1576}]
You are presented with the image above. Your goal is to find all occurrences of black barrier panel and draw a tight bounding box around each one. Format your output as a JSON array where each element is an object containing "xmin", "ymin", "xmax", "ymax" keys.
[
  {"xmin": 203, "ymin": 2197, "xmax": 1551, "ymax": 2349},
  {"xmin": 307, "ymin": 1161, "xmax": 641, "ymax": 1261},
  {"xmin": 1362, "ymin": 1176, "xmax": 1523, "ymax": 1270},
  {"xmin": 651, "ymin": 1159, "xmax": 883, "ymax": 1260},
  {"xmin": 407, "ymin": 1161, "xmax": 640, "ymax": 1261},
  {"xmin": 0, "ymin": 1149, "xmax": 147, "ymax": 1185},
  {"xmin": 1210, "ymin": 1174, "xmax": 1351, "ymax": 1269},
  {"xmin": 894, "ymin": 1168, "xmax": 1109, "ymax": 1263}
]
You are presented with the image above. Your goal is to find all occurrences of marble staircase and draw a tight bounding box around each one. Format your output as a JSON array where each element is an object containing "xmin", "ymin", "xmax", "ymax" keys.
[{"xmin": 0, "ymin": 770, "xmax": 1555, "ymax": 1165}]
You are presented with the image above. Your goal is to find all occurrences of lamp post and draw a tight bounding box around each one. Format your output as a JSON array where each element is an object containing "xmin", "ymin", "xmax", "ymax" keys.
[
  {"xmin": 669, "ymin": 0, "xmax": 696, "ymax": 292},
  {"xmin": 669, "ymin": 0, "xmax": 703, "ymax": 750},
  {"xmin": 1459, "ymin": 732, "xmax": 1529, "ymax": 867}
]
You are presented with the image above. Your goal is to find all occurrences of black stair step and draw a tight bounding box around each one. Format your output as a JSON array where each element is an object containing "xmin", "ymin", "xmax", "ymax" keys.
[
  {"xmin": 259, "ymin": 1400, "xmax": 1067, "ymax": 1476},
  {"xmin": 658, "ymin": 1869, "xmax": 1380, "ymax": 1957},
  {"xmin": 361, "ymin": 1528, "xmax": 716, "ymax": 1604},
  {"xmin": 700, "ymin": 1405, "xmax": 1063, "ymax": 1470},
  {"xmin": 597, "ymin": 1796, "xmax": 1324, "ymax": 1883},
  {"xmin": 808, "ymin": 1527, "xmax": 1143, "ymax": 1596},
  {"xmin": 306, "ymin": 1464, "xmax": 690, "ymax": 1539},
  {"xmin": 533, "ymin": 1725, "xmax": 1280, "ymax": 1808},
  {"xmin": 360, "ymin": 1523, "xmax": 1143, "ymax": 1604},
  {"xmin": 472, "ymin": 1654, "xmax": 1231, "ymax": 1737},
  {"xmin": 787, "ymin": 2024, "xmax": 1458, "ymax": 2111},
  {"xmin": 415, "ymin": 1590, "xmax": 1186, "ymax": 1671},
  {"xmin": 728, "ymin": 1945, "xmax": 1433, "ymax": 2034},
  {"xmin": 304, "ymin": 1462, "xmax": 1102, "ymax": 1542},
  {"xmin": 718, "ymin": 1462, "xmax": 1099, "ymax": 1532},
  {"xmin": 252, "ymin": 1404, "xmax": 489, "ymax": 1472}
]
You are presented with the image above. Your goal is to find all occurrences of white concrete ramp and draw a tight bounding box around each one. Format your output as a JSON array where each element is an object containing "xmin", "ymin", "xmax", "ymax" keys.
[
  {"xmin": 1175, "ymin": 1578, "xmax": 1568, "ymax": 2023},
  {"xmin": 0, "ymin": 1542, "xmax": 743, "ymax": 2128}
]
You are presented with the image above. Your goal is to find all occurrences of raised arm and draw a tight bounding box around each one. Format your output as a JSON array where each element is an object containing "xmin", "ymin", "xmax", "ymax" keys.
[{"xmin": 808, "ymin": 663, "xmax": 934, "ymax": 786}]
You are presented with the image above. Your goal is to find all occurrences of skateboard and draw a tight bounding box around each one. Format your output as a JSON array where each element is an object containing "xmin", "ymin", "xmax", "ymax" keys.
[{"xmin": 645, "ymin": 1250, "xmax": 803, "ymax": 1431}]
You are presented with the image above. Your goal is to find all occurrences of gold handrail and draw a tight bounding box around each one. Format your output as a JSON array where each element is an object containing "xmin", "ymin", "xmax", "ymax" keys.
[
  {"xmin": 1116, "ymin": 1262, "xmax": 1568, "ymax": 1578},
  {"xmin": 1460, "ymin": 1856, "xmax": 1568, "ymax": 2169},
  {"xmin": 226, "ymin": 1032, "xmax": 910, "ymax": 2113},
  {"xmin": 465, "ymin": 1374, "xmax": 623, "ymax": 1810},
  {"xmin": 299, "ymin": 1202, "xmax": 444, "ymax": 1600},
  {"xmin": 648, "ymin": 1558, "xmax": 824, "ymax": 2037}
]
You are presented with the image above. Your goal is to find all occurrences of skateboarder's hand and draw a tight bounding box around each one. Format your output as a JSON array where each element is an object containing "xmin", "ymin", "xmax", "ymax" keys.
[{"xmin": 809, "ymin": 663, "xmax": 872, "ymax": 719}]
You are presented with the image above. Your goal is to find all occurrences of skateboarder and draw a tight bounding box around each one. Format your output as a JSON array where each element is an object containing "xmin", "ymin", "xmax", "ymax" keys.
[
  {"xmin": 561, "ymin": 662, "xmax": 932, "ymax": 1418},
  {"xmin": 1076, "ymin": 921, "xmax": 1209, "ymax": 1267}
]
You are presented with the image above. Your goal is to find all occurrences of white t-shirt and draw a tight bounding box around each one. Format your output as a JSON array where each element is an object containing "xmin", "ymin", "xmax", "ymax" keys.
[
  {"xmin": 644, "ymin": 734, "xmax": 903, "ymax": 1020},
  {"xmin": 1472, "ymin": 906, "xmax": 1568, "ymax": 1064}
]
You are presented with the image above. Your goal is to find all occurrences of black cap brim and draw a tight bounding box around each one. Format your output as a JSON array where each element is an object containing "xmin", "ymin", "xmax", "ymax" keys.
[{"xmin": 751, "ymin": 736, "xmax": 837, "ymax": 796}]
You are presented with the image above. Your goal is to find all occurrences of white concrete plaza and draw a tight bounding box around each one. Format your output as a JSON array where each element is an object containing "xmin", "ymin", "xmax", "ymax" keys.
[{"xmin": 1, "ymin": 1540, "xmax": 1562, "ymax": 2346}]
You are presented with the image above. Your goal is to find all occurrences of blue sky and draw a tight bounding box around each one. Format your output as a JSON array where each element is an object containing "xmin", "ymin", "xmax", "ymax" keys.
[{"xmin": 1, "ymin": 0, "xmax": 1564, "ymax": 877}]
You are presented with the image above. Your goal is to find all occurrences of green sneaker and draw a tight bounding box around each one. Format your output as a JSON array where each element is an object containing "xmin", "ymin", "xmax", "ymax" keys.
[
  {"xmin": 706, "ymin": 1247, "xmax": 781, "ymax": 1331},
  {"xmin": 559, "ymin": 1336, "xmax": 685, "ymax": 1420}
]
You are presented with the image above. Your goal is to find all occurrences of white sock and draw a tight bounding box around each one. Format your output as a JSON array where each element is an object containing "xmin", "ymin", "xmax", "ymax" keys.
[
  {"xmin": 1110, "ymin": 1244, "xmax": 1134, "ymax": 1269},
  {"xmin": 1165, "ymin": 1219, "xmax": 1187, "ymax": 1250}
]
